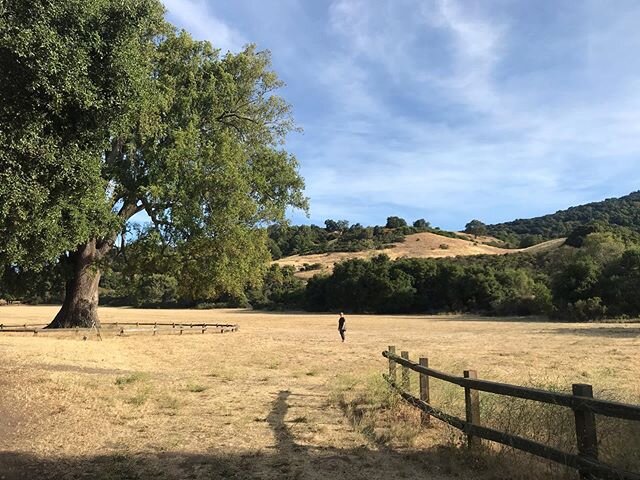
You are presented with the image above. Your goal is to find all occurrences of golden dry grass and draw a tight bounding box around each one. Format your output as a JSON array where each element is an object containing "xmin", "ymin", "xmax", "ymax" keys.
[
  {"xmin": 0, "ymin": 305, "xmax": 638, "ymax": 479},
  {"xmin": 273, "ymin": 232, "xmax": 565, "ymax": 278}
]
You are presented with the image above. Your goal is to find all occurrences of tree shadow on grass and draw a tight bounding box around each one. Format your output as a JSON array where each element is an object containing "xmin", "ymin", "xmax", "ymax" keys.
[
  {"xmin": 433, "ymin": 315, "xmax": 554, "ymax": 323},
  {"xmin": 544, "ymin": 327, "xmax": 640, "ymax": 338},
  {"xmin": 0, "ymin": 390, "xmax": 470, "ymax": 480},
  {"xmin": 232, "ymin": 309, "xmax": 320, "ymax": 316}
]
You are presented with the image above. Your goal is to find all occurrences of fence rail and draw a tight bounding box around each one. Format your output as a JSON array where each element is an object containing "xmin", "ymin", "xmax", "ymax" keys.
[
  {"xmin": 0, "ymin": 322, "xmax": 239, "ymax": 336},
  {"xmin": 383, "ymin": 347, "xmax": 640, "ymax": 480}
]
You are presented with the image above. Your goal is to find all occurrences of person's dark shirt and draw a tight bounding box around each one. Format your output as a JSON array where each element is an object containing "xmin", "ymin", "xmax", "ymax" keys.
[{"xmin": 338, "ymin": 316, "xmax": 345, "ymax": 330}]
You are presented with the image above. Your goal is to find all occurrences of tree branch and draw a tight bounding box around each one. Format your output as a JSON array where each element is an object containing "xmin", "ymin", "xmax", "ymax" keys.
[
  {"xmin": 217, "ymin": 111, "xmax": 258, "ymax": 124},
  {"xmin": 118, "ymin": 200, "xmax": 145, "ymax": 220}
]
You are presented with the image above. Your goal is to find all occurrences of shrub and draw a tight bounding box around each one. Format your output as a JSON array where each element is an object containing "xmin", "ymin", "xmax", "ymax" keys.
[
  {"xmin": 566, "ymin": 297, "xmax": 607, "ymax": 321},
  {"xmin": 300, "ymin": 263, "xmax": 322, "ymax": 272}
]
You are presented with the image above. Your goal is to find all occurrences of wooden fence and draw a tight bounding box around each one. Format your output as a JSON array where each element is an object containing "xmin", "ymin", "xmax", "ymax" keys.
[
  {"xmin": 111, "ymin": 322, "xmax": 238, "ymax": 336},
  {"xmin": 383, "ymin": 347, "xmax": 640, "ymax": 480},
  {"xmin": 0, "ymin": 322, "xmax": 239, "ymax": 336}
]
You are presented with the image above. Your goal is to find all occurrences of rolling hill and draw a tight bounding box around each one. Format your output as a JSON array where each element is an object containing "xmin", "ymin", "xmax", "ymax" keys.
[
  {"xmin": 274, "ymin": 232, "xmax": 564, "ymax": 278},
  {"xmin": 274, "ymin": 190, "xmax": 640, "ymax": 278}
]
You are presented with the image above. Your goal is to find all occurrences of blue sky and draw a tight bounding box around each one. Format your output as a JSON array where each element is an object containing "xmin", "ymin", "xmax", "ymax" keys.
[{"xmin": 163, "ymin": 0, "xmax": 640, "ymax": 230}]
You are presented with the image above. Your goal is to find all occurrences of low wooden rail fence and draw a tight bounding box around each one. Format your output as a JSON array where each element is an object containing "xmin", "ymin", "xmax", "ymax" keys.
[
  {"xmin": 383, "ymin": 347, "xmax": 640, "ymax": 480},
  {"xmin": 0, "ymin": 322, "xmax": 239, "ymax": 336},
  {"xmin": 112, "ymin": 322, "xmax": 238, "ymax": 336}
]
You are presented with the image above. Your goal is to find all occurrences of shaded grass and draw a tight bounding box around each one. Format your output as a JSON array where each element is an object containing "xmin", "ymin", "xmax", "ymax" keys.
[{"xmin": 330, "ymin": 373, "xmax": 422, "ymax": 447}]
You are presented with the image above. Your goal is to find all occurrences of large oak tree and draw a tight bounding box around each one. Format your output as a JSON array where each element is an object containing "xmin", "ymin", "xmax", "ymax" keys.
[{"xmin": 0, "ymin": 0, "xmax": 306, "ymax": 327}]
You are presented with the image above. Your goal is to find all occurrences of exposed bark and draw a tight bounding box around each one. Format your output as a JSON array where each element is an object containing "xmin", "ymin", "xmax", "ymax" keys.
[
  {"xmin": 47, "ymin": 199, "xmax": 142, "ymax": 328},
  {"xmin": 47, "ymin": 240, "xmax": 102, "ymax": 328}
]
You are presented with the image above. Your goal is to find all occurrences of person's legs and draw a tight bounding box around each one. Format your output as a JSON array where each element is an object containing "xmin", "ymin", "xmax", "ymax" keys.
[{"xmin": 339, "ymin": 329, "xmax": 345, "ymax": 342}]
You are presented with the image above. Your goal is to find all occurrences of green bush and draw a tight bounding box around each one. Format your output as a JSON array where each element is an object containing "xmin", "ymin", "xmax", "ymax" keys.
[{"xmin": 132, "ymin": 274, "xmax": 178, "ymax": 306}]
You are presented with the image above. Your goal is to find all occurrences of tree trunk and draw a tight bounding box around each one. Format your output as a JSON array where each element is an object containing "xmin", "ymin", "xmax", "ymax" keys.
[{"xmin": 47, "ymin": 240, "xmax": 102, "ymax": 328}]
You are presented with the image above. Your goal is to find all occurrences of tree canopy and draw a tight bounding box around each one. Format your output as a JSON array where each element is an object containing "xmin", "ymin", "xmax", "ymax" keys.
[
  {"xmin": 464, "ymin": 219, "xmax": 488, "ymax": 237},
  {"xmin": 0, "ymin": 0, "xmax": 166, "ymax": 268},
  {"xmin": 385, "ymin": 216, "xmax": 407, "ymax": 229},
  {"xmin": 0, "ymin": 0, "xmax": 307, "ymax": 325}
]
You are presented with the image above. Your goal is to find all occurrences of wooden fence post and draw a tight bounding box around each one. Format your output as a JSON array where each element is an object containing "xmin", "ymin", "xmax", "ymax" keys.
[
  {"xmin": 573, "ymin": 383, "xmax": 598, "ymax": 479},
  {"xmin": 401, "ymin": 351, "xmax": 410, "ymax": 391},
  {"xmin": 419, "ymin": 357, "xmax": 430, "ymax": 425},
  {"xmin": 464, "ymin": 369, "xmax": 481, "ymax": 447},
  {"xmin": 388, "ymin": 346, "xmax": 396, "ymax": 383}
]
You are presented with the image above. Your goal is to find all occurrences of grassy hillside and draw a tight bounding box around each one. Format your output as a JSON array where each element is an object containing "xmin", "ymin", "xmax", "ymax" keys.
[
  {"xmin": 267, "ymin": 222, "xmax": 470, "ymax": 259},
  {"xmin": 274, "ymin": 232, "xmax": 563, "ymax": 279}
]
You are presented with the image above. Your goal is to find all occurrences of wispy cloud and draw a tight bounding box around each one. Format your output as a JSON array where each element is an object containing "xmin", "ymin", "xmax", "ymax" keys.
[
  {"xmin": 163, "ymin": 0, "xmax": 640, "ymax": 228},
  {"xmin": 163, "ymin": 0, "xmax": 245, "ymax": 53}
]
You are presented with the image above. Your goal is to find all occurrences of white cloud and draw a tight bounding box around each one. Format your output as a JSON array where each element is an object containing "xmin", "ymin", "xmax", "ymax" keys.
[
  {"xmin": 164, "ymin": 0, "xmax": 640, "ymax": 227},
  {"xmin": 162, "ymin": 0, "xmax": 246, "ymax": 53},
  {"xmin": 424, "ymin": 0, "xmax": 506, "ymax": 113}
]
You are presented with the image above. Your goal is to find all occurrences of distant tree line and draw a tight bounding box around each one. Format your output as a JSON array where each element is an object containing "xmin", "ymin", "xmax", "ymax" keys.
[
  {"xmin": 268, "ymin": 216, "xmax": 463, "ymax": 259},
  {"xmin": 255, "ymin": 227, "xmax": 640, "ymax": 321},
  {"xmin": 0, "ymin": 215, "xmax": 446, "ymax": 308},
  {"xmin": 5, "ymin": 211, "xmax": 640, "ymax": 321}
]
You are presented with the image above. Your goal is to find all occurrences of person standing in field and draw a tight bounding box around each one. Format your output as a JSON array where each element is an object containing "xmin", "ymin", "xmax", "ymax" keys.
[{"xmin": 338, "ymin": 312, "xmax": 346, "ymax": 342}]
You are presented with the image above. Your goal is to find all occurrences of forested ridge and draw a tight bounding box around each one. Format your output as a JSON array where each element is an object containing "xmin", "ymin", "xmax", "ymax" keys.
[
  {"xmin": 486, "ymin": 191, "xmax": 640, "ymax": 246},
  {"xmin": 270, "ymin": 191, "xmax": 640, "ymax": 258}
]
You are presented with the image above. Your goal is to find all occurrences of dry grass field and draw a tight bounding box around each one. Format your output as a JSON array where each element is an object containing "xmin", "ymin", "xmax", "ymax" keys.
[
  {"xmin": 0, "ymin": 305, "xmax": 639, "ymax": 479},
  {"xmin": 273, "ymin": 232, "xmax": 565, "ymax": 278}
]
